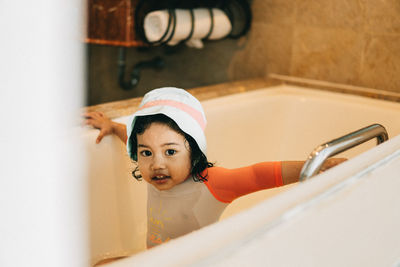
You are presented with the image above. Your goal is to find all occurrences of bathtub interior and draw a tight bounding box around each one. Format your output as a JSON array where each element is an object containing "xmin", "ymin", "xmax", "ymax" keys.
[
  {"xmin": 85, "ymin": 130, "xmax": 147, "ymax": 265},
  {"xmin": 87, "ymin": 85, "xmax": 400, "ymax": 265},
  {"xmin": 204, "ymin": 86, "xmax": 400, "ymax": 218}
]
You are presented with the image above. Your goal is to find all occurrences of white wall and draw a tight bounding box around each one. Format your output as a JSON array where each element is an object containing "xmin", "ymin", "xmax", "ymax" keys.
[{"xmin": 0, "ymin": 1, "xmax": 88, "ymax": 266}]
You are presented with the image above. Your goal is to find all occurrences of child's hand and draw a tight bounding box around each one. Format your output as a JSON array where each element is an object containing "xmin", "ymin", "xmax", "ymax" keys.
[
  {"xmin": 84, "ymin": 111, "xmax": 114, "ymax": 144},
  {"xmin": 319, "ymin": 158, "xmax": 347, "ymax": 172}
]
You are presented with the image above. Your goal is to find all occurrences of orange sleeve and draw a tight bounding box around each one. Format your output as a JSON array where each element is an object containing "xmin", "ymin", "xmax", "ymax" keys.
[{"xmin": 204, "ymin": 162, "xmax": 283, "ymax": 203}]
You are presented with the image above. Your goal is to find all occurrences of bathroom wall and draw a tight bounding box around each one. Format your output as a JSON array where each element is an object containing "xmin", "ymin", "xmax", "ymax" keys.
[
  {"xmin": 87, "ymin": 38, "xmax": 241, "ymax": 105},
  {"xmin": 231, "ymin": 0, "xmax": 400, "ymax": 92},
  {"xmin": 87, "ymin": 0, "xmax": 400, "ymax": 105}
]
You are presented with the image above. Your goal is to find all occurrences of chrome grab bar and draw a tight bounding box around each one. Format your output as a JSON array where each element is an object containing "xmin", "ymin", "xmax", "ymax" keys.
[{"xmin": 299, "ymin": 124, "xmax": 389, "ymax": 181}]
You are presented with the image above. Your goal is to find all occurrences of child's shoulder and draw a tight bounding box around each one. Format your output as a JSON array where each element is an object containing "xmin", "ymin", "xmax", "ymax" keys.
[{"xmin": 205, "ymin": 166, "xmax": 229, "ymax": 181}]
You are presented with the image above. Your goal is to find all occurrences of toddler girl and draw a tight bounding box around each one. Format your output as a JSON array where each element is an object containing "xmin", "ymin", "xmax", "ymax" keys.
[{"xmin": 85, "ymin": 87, "xmax": 344, "ymax": 248}]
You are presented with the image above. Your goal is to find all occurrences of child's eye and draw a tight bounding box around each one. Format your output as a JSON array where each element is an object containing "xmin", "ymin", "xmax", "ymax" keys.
[
  {"xmin": 165, "ymin": 149, "xmax": 176, "ymax": 156},
  {"xmin": 139, "ymin": 150, "xmax": 152, "ymax": 157}
]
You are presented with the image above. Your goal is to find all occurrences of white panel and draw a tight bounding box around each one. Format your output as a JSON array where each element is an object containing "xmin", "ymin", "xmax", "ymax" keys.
[{"xmin": 0, "ymin": 1, "xmax": 88, "ymax": 267}]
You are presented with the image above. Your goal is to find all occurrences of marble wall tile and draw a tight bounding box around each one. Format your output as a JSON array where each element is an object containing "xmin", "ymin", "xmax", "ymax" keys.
[
  {"xmin": 359, "ymin": 34, "xmax": 400, "ymax": 92},
  {"xmin": 228, "ymin": 22, "xmax": 293, "ymax": 80},
  {"xmin": 295, "ymin": 0, "xmax": 364, "ymax": 30},
  {"xmin": 363, "ymin": 0, "xmax": 400, "ymax": 34},
  {"xmin": 290, "ymin": 26, "xmax": 363, "ymax": 84},
  {"xmin": 252, "ymin": 0, "xmax": 295, "ymax": 25}
]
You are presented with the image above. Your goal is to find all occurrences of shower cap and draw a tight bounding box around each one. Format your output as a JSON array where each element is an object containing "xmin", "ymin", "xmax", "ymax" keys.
[{"xmin": 126, "ymin": 87, "xmax": 207, "ymax": 160}]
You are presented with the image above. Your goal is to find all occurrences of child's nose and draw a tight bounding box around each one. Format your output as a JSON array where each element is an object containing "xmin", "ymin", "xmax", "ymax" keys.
[{"xmin": 151, "ymin": 154, "xmax": 166, "ymax": 170}]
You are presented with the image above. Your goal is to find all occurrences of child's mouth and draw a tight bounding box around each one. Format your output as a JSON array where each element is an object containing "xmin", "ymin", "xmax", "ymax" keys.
[{"xmin": 152, "ymin": 175, "xmax": 170, "ymax": 184}]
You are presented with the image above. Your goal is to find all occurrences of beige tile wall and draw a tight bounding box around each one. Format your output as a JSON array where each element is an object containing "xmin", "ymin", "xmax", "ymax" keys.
[
  {"xmin": 229, "ymin": 0, "xmax": 400, "ymax": 93},
  {"xmin": 87, "ymin": 0, "xmax": 400, "ymax": 105}
]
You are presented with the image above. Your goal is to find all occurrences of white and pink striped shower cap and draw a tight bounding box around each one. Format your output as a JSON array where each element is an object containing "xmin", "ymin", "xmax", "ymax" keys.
[{"xmin": 126, "ymin": 87, "xmax": 207, "ymax": 160}]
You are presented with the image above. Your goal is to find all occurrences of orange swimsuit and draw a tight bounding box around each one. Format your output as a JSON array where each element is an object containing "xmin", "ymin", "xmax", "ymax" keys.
[
  {"xmin": 146, "ymin": 162, "xmax": 283, "ymax": 248},
  {"xmin": 204, "ymin": 162, "xmax": 283, "ymax": 203}
]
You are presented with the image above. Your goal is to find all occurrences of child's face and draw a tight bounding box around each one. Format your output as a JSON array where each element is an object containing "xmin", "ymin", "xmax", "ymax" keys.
[{"xmin": 136, "ymin": 122, "xmax": 192, "ymax": 190}]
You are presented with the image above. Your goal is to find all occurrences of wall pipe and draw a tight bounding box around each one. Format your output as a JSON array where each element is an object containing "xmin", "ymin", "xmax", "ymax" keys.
[{"xmin": 118, "ymin": 47, "xmax": 164, "ymax": 90}]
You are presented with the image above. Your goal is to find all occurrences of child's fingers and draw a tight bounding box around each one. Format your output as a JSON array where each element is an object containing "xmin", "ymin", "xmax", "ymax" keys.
[
  {"xmin": 82, "ymin": 118, "xmax": 95, "ymax": 128},
  {"xmin": 84, "ymin": 115, "xmax": 109, "ymax": 129},
  {"xmin": 84, "ymin": 118, "xmax": 93, "ymax": 125},
  {"xmin": 330, "ymin": 158, "xmax": 347, "ymax": 166},
  {"xmin": 84, "ymin": 118, "xmax": 101, "ymax": 129},
  {"xmin": 83, "ymin": 111, "xmax": 104, "ymax": 119},
  {"xmin": 320, "ymin": 158, "xmax": 347, "ymax": 172},
  {"xmin": 93, "ymin": 111, "xmax": 105, "ymax": 118},
  {"xmin": 96, "ymin": 128, "xmax": 112, "ymax": 144},
  {"xmin": 96, "ymin": 131, "xmax": 105, "ymax": 144},
  {"xmin": 83, "ymin": 112, "xmax": 95, "ymax": 119}
]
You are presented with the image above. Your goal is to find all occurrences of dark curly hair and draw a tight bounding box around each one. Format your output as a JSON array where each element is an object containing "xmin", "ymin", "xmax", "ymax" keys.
[{"xmin": 129, "ymin": 114, "xmax": 213, "ymax": 182}]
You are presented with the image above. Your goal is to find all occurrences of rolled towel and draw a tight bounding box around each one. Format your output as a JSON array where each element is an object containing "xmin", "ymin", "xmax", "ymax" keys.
[{"xmin": 144, "ymin": 8, "xmax": 232, "ymax": 47}]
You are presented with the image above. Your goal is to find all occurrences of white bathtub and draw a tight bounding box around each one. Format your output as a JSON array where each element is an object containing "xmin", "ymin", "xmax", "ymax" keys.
[{"xmin": 86, "ymin": 85, "xmax": 400, "ymax": 266}]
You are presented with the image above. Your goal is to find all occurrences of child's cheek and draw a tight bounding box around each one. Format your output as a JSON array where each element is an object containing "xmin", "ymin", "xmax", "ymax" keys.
[{"xmin": 137, "ymin": 161, "xmax": 148, "ymax": 182}]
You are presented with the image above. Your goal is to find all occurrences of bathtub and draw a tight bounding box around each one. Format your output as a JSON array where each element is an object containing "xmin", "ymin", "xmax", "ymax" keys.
[{"xmin": 86, "ymin": 85, "xmax": 400, "ymax": 266}]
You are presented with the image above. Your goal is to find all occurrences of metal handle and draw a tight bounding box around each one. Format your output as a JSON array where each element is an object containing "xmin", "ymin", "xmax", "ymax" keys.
[{"xmin": 299, "ymin": 124, "xmax": 389, "ymax": 181}]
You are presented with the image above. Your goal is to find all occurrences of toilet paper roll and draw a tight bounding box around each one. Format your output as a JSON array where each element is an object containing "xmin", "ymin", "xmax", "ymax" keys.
[{"xmin": 144, "ymin": 8, "xmax": 232, "ymax": 46}]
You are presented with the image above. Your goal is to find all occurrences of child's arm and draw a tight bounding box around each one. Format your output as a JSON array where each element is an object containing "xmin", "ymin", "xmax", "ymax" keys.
[
  {"xmin": 281, "ymin": 158, "xmax": 347, "ymax": 185},
  {"xmin": 84, "ymin": 111, "xmax": 127, "ymax": 144},
  {"xmin": 205, "ymin": 158, "xmax": 347, "ymax": 203}
]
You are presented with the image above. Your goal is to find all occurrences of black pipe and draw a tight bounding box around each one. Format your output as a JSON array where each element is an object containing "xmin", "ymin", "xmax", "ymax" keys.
[{"xmin": 118, "ymin": 47, "xmax": 165, "ymax": 90}]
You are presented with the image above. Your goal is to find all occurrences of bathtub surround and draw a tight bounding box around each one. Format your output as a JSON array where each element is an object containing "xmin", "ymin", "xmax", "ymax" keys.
[
  {"xmin": 88, "ymin": 0, "xmax": 400, "ymax": 105},
  {"xmin": 85, "ymin": 78, "xmax": 274, "ymax": 118},
  {"xmin": 85, "ymin": 77, "xmax": 400, "ymax": 120},
  {"xmin": 85, "ymin": 84, "xmax": 400, "ymax": 266},
  {"xmin": 269, "ymin": 74, "xmax": 400, "ymax": 103}
]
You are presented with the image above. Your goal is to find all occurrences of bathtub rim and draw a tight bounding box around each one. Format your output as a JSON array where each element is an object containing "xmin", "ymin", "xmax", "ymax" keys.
[
  {"xmin": 111, "ymin": 83, "xmax": 400, "ymax": 127},
  {"xmin": 85, "ymin": 77, "xmax": 400, "ymax": 121}
]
